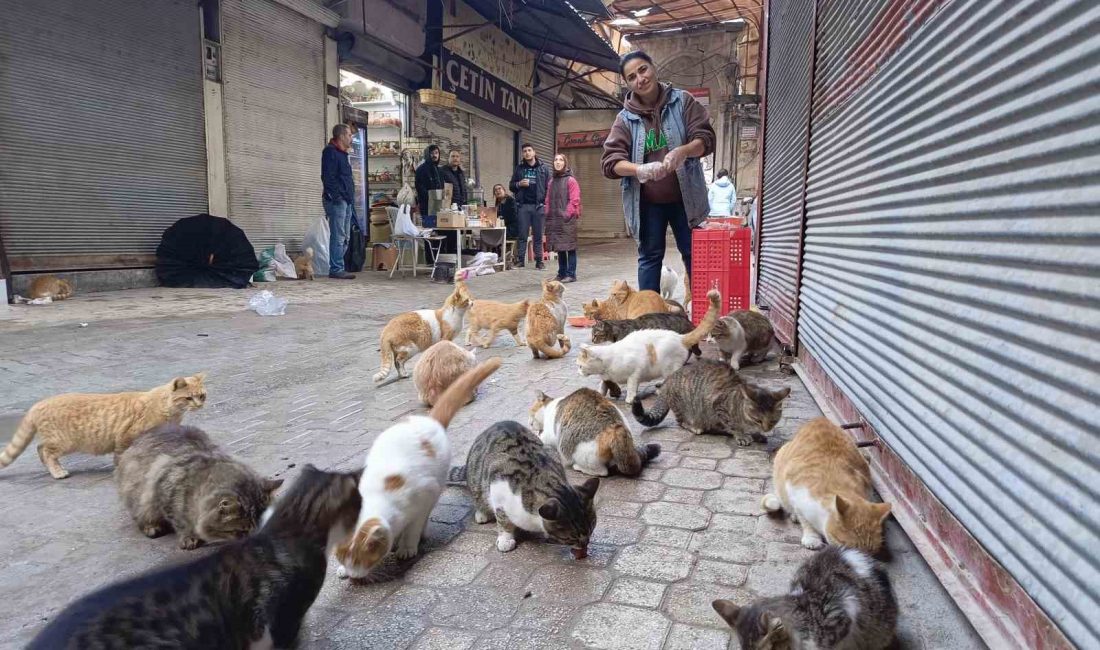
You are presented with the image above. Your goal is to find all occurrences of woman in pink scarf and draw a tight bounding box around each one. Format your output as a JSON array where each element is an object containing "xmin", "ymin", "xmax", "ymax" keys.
[{"xmin": 544, "ymin": 153, "xmax": 582, "ymax": 282}]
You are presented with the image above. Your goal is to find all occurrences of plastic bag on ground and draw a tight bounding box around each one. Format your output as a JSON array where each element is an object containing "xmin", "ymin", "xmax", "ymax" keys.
[
  {"xmin": 248, "ymin": 290, "xmax": 287, "ymax": 316},
  {"xmin": 253, "ymin": 246, "xmax": 277, "ymax": 282},
  {"xmin": 272, "ymin": 243, "xmax": 297, "ymax": 279},
  {"xmin": 303, "ymin": 217, "xmax": 331, "ymax": 277}
]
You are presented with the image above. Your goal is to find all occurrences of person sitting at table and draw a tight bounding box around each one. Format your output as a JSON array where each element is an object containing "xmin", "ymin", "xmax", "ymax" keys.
[{"xmin": 494, "ymin": 184, "xmax": 519, "ymax": 240}]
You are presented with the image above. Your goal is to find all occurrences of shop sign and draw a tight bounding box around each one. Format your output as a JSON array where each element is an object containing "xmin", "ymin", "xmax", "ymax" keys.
[
  {"xmin": 686, "ymin": 87, "xmax": 711, "ymax": 107},
  {"xmin": 441, "ymin": 47, "xmax": 531, "ymax": 129},
  {"xmin": 557, "ymin": 129, "xmax": 611, "ymax": 149}
]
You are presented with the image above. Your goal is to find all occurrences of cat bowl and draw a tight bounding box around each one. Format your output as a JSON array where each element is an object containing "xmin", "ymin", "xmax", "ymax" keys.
[{"xmin": 568, "ymin": 316, "xmax": 595, "ymax": 328}]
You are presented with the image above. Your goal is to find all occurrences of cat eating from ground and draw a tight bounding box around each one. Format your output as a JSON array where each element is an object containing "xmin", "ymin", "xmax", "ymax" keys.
[
  {"xmin": 590, "ymin": 312, "xmax": 702, "ymax": 359},
  {"xmin": 529, "ymin": 388, "xmax": 660, "ymax": 477},
  {"xmin": 412, "ymin": 340, "xmax": 477, "ymax": 407},
  {"xmin": 763, "ymin": 418, "xmax": 892, "ymax": 552},
  {"xmin": 115, "ymin": 423, "xmax": 283, "ymax": 549},
  {"xmin": 712, "ymin": 545, "xmax": 898, "ymax": 650},
  {"xmin": 337, "ymin": 358, "xmax": 501, "ymax": 579},
  {"xmin": 525, "ymin": 279, "xmax": 571, "ymax": 359},
  {"xmin": 28, "ymin": 275, "xmax": 74, "ymax": 300},
  {"xmin": 294, "ymin": 246, "xmax": 315, "ymax": 281},
  {"xmin": 582, "ymin": 279, "xmax": 670, "ymax": 321},
  {"xmin": 465, "ymin": 298, "xmax": 529, "ymax": 348},
  {"xmin": 30, "ymin": 464, "xmax": 362, "ymax": 650},
  {"xmin": 632, "ymin": 358, "xmax": 790, "ymax": 445},
  {"xmin": 0, "ymin": 373, "xmax": 207, "ymax": 479},
  {"xmin": 374, "ymin": 280, "xmax": 473, "ymax": 382},
  {"xmin": 577, "ymin": 289, "xmax": 720, "ymax": 403},
  {"xmin": 711, "ymin": 309, "xmax": 775, "ymax": 369}
]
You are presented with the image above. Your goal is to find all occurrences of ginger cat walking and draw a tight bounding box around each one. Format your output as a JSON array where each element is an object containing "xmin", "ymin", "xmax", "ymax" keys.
[
  {"xmin": 1, "ymin": 374, "xmax": 208, "ymax": 479},
  {"xmin": 374, "ymin": 281, "xmax": 473, "ymax": 382}
]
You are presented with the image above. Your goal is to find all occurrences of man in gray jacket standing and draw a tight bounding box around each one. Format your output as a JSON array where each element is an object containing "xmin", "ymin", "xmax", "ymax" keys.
[{"xmin": 509, "ymin": 143, "xmax": 551, "ymax": 269}]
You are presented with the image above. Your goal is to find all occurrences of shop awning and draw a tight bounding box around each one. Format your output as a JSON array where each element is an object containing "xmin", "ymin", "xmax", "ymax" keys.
[
  {"xmin": 568, "ymin": 0, "xmax": 612, "ymax": 18},
  {"xmin": 463, "ymin": 0, "xmax": 621, "ymax": 70}
]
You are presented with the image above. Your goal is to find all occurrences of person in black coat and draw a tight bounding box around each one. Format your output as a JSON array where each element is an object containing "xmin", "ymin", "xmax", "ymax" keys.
[
  {"xmin": 437, "ymin": 150, "xmax": 468, "ymax": 256},
  {"xmin": 414, "ymin": 144, "xmax": 444, "ymax": 222},
  {"xmin": 321, "ymin": 124, "xmax": 356, "ymax": 279},
  {"xmin": 508, "ymin": 143, "xmax": 552, "ymax": 268},
  {"xmin": 493, "ymin": 184, "xmax": 519, "ymax": 241}
]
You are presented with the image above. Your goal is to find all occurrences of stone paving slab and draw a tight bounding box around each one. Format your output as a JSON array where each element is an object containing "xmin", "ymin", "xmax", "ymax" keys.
[{"xmin": 0, "ymin": 241, "xmax": 983, "ymax": 649}]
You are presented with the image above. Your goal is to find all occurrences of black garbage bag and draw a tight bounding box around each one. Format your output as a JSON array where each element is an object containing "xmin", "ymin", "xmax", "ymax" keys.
[
  {"xmin": 345, "ymin": 217, "xmax": 366, "ymax": 273},
  {"xmin": 156, "ymin": 214, "xmax": 259, "ymax": 288}
]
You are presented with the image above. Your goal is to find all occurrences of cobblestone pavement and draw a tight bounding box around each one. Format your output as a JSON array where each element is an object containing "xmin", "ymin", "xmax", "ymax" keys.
[{"xmin": 0, "ymin": 241, "xmax": 983, "ymax": 649}]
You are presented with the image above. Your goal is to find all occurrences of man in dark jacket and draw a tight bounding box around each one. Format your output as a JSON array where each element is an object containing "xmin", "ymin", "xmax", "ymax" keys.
[
  {"xmin": 509, "ymin": 143, "xmax": 551, "ymax": 268},
  {"xmin": 440, "ymin": 149, "xmax": 468, "ymax": 207},
  {"xmin": 321, "ymin": 124, "xmax": 357, "ymax": 279},
  {"xmin": 414, "ymin": 144, "xmax": 444, "ymax": 222}
]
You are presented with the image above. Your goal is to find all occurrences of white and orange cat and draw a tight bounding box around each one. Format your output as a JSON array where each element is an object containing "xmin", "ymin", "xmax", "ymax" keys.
[
  {"xmin": 525, "ymin": 279, "xmax": 571, "ymax": 359},
  {"xmin": 294, "ymin": 247, "xmax": 315, "ymax": 281},
  {"xmin": 583, "ymin": 280, "xmax": 669, "ymax": 321},
  {"xmin": 336, "ymin": 358, "xmax": 501, "ymax": 578},
  {"xmin": 0, "ymin": 374, "xmax": 207, "ymax": 479},
  {"xmin": 763, "ymin": 418, "xmax": 892, "ymax": 552},
  {"xmin": 412, "ymin": 340, "xmax": 477, "ymax": 407},
  {"xmin": 374, "ymin": 281, "xmax": 473, "ymax": 383},
  {"xmin": 28, "ymin": 275, "xmax": 74, "ymax": 301},
  {"xmin": 465, "ymin": 298, "xmax": 529, "ymax": 348}
]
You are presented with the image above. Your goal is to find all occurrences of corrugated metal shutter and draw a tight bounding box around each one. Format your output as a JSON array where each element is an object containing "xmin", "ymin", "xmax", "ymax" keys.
[
  {"xmin": 0, "ymin": 0, "xmax": 207, "ymax": 272},
  {"xmin": 571, "ymin": 149, "xmax": 624, "ymax": 237},
  {"xmin": 523, "ymin": 95, "xmax": 557, "ymax": 161},
  {"xmin": 756, "ymin": 0, "xmax": 815, "ymax": 345},
  {"xmin": 221, "ymin": 0, "xmax": 325, "ymax": 250},
  {"xmin": 797, "ymin": 0, "xmax": 1100, "ymax": 647},
  {"xmin": 471, "ymin": 115, "xmax": 515, "ymax": 192}
]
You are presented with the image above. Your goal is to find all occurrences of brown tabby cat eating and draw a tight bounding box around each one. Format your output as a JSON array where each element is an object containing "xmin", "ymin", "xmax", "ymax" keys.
[{"xmin": 28, "ymin": 275, "xmax": 74, "ymax": 301}]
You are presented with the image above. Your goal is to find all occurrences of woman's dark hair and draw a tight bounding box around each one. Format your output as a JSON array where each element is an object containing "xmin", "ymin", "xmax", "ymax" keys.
[
  {"xmin": 619, "ymin": 50, "xmax": 654, "ymax": 76},
  {"xmin": 716, "ymin": 169, "xmax": 729, "ymax": 179}
]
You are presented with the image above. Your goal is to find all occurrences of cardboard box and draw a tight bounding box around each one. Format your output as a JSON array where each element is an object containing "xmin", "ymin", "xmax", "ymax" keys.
[
  {"xmin": 369, "ymin": 222, "xmax": 392, "ymax": 243},
  {"xmin": 442, "ymin": 183, "xmax": 453, "ymax": 209},
  {"xmin": 437, "ymin": 210, "xmax": 466, "ymax": 228},
  {"xmin": 371, "ymin": 244, "xmax": 398, "ymax": 271}
]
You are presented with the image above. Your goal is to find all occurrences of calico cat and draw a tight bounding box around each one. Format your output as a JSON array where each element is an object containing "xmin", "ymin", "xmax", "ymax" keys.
[
  {"xmin": 660, "ymin": 265, "xmax": 680, "ymax": 300},
  {"xmin": 529, "ymin": 388, "xmax": 661, "ymax": 477},
  {"xmin": 763, "ymin": 418, "xmax": 892, "ymax": 552},
  {"xmin": 0, "ymin": 374, "xmax": 207, "ymax": 479},
  {"xmin": 28, "ymin": 275, "xmax": 74, "ymax": 300},
  {"xmin": 577, "ymin": 289, "xmax": 720, "ymax": 403},
  {"xmin": 590, "ymin": 312, "xmax": 702, "ymax": 358},
  {"xmin": 337, "ymin": 358, "xmax": 501, "ymax": 578},
  {"xmin": 525, "ymin": 279, "xmax": 571, "ymax": 359},
  {"xmin": 712, "ymin": 545, "xmax": 898, "ymax": 650},
  {"xmin": 374, "ymin": 280, "xmax": 473, "ymax": 382},
  {"xmin": 465, "ymin": 298, "xmax": 530, "ymax": 348},
  {"xmin": 582, "ymin": 280, "xmax": 670, "ymax": 321},
  {"xmin": 295, "ymin": 247, "xmax": 315, "ymax": 281},
  {"xmin": 632, "ymin": 359, "xmax": 790, "ymax": 445},
  {"xmin": 461, "ymin": 420, "xmax": 599, "ymax": 558},
  {"xmin": 115, "ymin": 424, "xmax": 283, "ymax": 549},
  {"xmin": 413, "ymin": 340, "xmax": 477, "ymax": 406},
  {"xmin": 31, "ymin": 464, "xmax": 362, "ymax": 650},
  {"xmin": 712, "ymin": 309, "xmax": 775, "ymax": 369}
]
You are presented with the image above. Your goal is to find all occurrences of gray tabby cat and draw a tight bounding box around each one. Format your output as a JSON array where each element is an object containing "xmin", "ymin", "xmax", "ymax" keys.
[
  {"xmin": 31, "ymin": 464, "xmax": 362, "ymax": 650},
  {"xmin": 115, "ymin": 423, "xmax": 283, "ymax": 549},
  {"xmin": 712, "ymin": 545, "xmax": 898, "ymax": 649},
  {"xmin": 632, "ymin": 358, "xmax": 790, "ymax": 445},
  {"xmin": 711, "ymin": 309, "xmax": 775, "ymax": 369},
  {"xmin": 458, "ymin": 420, "xmax": 599, "ymax": 558}
]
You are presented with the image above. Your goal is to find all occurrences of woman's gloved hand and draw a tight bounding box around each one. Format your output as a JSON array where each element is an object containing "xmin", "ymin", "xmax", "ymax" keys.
[
  {"xmin": 636, "ymin": 161, "xmax": 669, "ymax": 184},
  {"xmin": 662, "ymin": 145, "xmax": 689, "ymax": 173}
]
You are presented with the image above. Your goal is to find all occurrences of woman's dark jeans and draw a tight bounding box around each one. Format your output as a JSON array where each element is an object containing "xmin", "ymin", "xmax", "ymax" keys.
[
  {"xmin": 638, "ymin": 201, "xmax": 692, "ymax": 292},
  {"xmin": 556, "ymin": 250, "xmax": 577, "ymax": 278}
]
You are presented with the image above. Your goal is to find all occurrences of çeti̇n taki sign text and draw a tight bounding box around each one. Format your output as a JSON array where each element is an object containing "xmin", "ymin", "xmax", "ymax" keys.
[{"xmin": 441, "ymin": 48, "xmax": 531, "ymax": 129}]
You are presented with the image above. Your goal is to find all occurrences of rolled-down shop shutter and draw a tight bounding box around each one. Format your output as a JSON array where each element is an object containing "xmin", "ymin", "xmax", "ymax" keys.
[
  {"xmin": 755, "ymin": 0, "xmax": 815, "ymax": 345},
  {"xmin": 523, "ymin": 95, "xmax": 557, "ymax": 161},
  {"xmin": 221, "ymin": 0, "xmax": 325, "ymax": 250},
  {"xmin": 796, "ymin": 0, "xmax": 1100, "ymax": 647},
  {"xmin": 0, "ymin": 0, "xmax": 207, "ymax": 272},
  {"xmin": 471, "ymin": 115, "xmax": 516, "ymax": 194},
  {"xmin": 571, "ymin": 149, "xmax": 625, "ymax": 238}
]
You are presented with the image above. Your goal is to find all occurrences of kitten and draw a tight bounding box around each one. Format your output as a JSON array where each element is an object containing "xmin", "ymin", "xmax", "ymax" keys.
[
  {"xmin": 413, "ymin": 340, "xmax": 477, "ymax": 406},
  {"xmin": 0, "ymin": 374, "xmax": 207, "ymax": 479},
  {"xmin": 295, "ymin": 246, "xmax": 315, "ymax": 281},
  {"xmin": 525, "ymin": 279, "xmax": 571, "ymax": 359},
  {"xmin": 529, "ymin": 388, "xmax": 661, "ymax": 477},
  {"xmin": 31, "ymin": 464, "xmax": 362, "ymax": 650},
  {"xmin": 115, "ymin": 423, "xmax": 283, "ymax": 549},
  {"xmin": 28, "ymin": 275, "xmax": 74, "ymax": 300},
  {"xmin": 461, "ymin": 420, "xmax": 599, "ymax": 557},
  {"xmin": 712, "ymin": 310, "xmax": 775, "ymax": 369},
  {"xmin": 712, "ymin": 545, "xmax": 898, "ymax": 650},
  {"xmin": 763, "ymin": 418, "xmax": 892, "ymax": 552},
  {"xmin": 374, "ymin": 280, "xmax": 473, "ymax": 382},
  {"xmin": 590, "ymin": 312, "xmax": 702, "ymax": 358},
  {"xmin": 465, "ymin": 298, "xmax": 530, "ymax": 348},
  {"xmin": 577, "ymin": 289, "xmax": 720, "ymax": 403},
  {"xmin": 660, "ymin": 264, "xmax": 679, "ymax": 300},
  {"xmin": 582, "ymin": 280, "xmax": 669, "ymax": 321},
  {"xmin": 337, "ymin": 358, "xmax": 501, "ymax": 578},
  {"xmin": 632, "ymin": 359, "xmax": 791, "ymax": 445}
]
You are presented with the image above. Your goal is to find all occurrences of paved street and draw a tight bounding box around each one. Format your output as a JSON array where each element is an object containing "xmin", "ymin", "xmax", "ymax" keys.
[{"xmin": 0, "ymin": 241, "xmax": 983, "ymax": 649}]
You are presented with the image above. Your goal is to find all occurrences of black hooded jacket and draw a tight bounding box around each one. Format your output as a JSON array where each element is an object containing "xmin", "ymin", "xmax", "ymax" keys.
[{"xmin": 415, "ymin": 145, "xmax": 444, "ymax": 216}]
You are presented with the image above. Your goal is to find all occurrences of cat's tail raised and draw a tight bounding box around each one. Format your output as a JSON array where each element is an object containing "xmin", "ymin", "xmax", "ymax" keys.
[
  {"xmin": 304, "ymin": 246, "xmax": 314, "ymax": 260},
  {"xmin": 430, "ymin": 357, "xmax": 502, "ymax": 428},
  {"xmin": 535, "ymin": 334, "xmax": 572, "ymax": 359},
  {"xmin": 681, "ymin": 289, "xmax": 721, "ymax": 349},
  {"xmin": 446, "ymin": 465, "xmax": 468, "ymax": 485},
  {"xmin": 631, "ymin": 396, "xmax": 670, "ymax": 427},
  {"xmin": 0, "ymin": 416, "xmax": 36, "ymax": 468},
  {"xmin": 373, "ymin": 339, "xmax": 396, "ymax": 383},
  {"xmin": 761, "ymin": 493, "xmax": 784, "ymax": 512}
]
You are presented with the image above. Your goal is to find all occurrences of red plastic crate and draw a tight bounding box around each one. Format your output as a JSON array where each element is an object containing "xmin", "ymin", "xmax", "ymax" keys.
[{"xmin": 691, "ymin": 227, "xmax": 751, "ymax": 324}]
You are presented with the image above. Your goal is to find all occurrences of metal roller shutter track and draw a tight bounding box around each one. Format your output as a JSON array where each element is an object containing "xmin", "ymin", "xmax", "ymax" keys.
[
  {"xmin": 757, "ymin": 0, "xmax": 815, "ymax": 344},
  {"xmin": 523, "ymin": 96, "xmax": 557, "ymax": 161},
  {"xmin": 0, "ymin": 0, "xmax": 207, "ymax": 271},
  {"xmin": 799, "ymin": 0, "xmax": 1100, "ymax": 646},
  {"xmin": 222, "ymin": 0, "xmax": 325, "ymax": 250},
  {"xmin": 472, "ymin": 115, "xmax": 516, "ymax": 193},
  {"xmin": 570, "ymin": 149, "xmax": 625, "ymax": 238}
]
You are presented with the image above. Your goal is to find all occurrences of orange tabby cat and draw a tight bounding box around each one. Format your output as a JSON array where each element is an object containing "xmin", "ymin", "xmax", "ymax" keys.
[
  {"xmin": 763, "ymin": 418, "xmax": 892, "ymax": 552},
  {"xmin": 374, "ymin": 281, "xmax": 473, "ymax": 383},
  {"xmin": 29, "ymin": 275, "xmax": 74, "ymax": 300},
  {"xmin": 525, "ymin": 279, "xmax": 571, "ymax": 359},
  {"xmin": 294, "ymin": 247, "xmax": 315, "ymax": 281},
  {"xmin": 0, "ymin": 374, "xmax": 208, "ymax": 479},
  {"xmin": 412, "ymin": 340, "xmax": 477, "ymax": 406},
  {"xmin": 582, "ymin": 280, "xmax": 669, "ymax": 321},
  {"xmin": 465, "ymin": 299, "xmax": 530, "ymax": 348}
]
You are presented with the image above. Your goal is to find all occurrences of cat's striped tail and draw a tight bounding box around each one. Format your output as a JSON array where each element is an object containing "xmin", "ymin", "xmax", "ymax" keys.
[
  {"xmin": 631, "ymin": 396, "xmax": 670, "ymax": 427},
  {"xmin": 446, "ymin": 465, "xmax": 468, "ymax": 485},
  {"xmin": 680, "ymin": 289, "xmax": 721, "ymax": 349},
  {"xmin": 0, "ymin": 417, "xmax": 36, "ymax": 468}
]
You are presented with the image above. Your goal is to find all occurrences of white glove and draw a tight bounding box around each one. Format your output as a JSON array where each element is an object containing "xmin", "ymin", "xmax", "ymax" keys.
[
  {"xmin": 662, "ymin": 146, "xmax": 689, "ymax": 173},
  {"xmin": 636, "ymin": 161, "xmax": 669, "ymax": 184}
]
